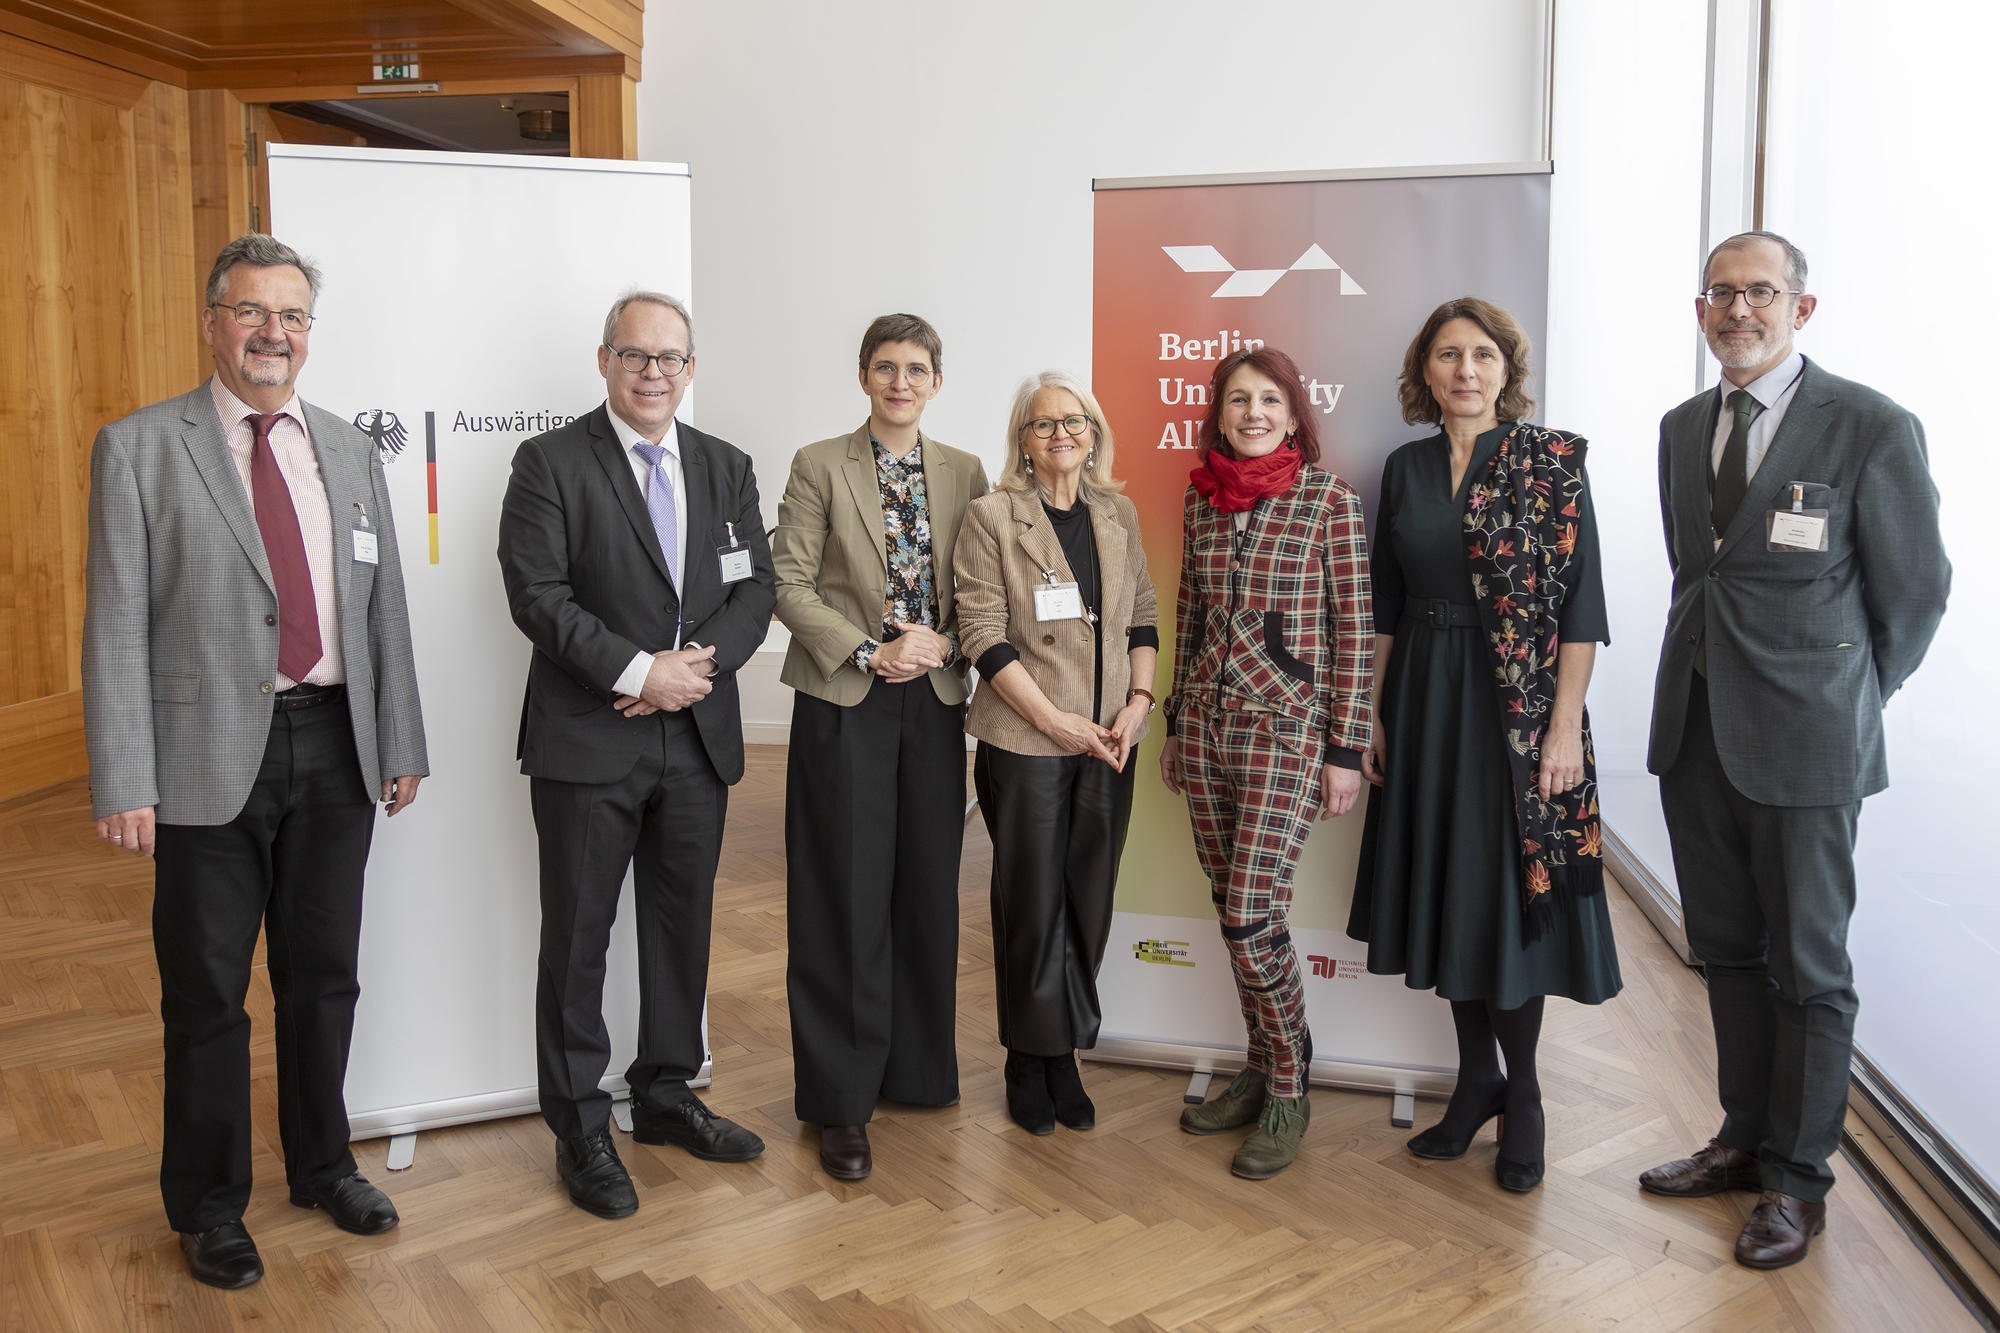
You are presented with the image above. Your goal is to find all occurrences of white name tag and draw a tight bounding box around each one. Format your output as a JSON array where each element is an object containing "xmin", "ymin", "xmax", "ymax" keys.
[
  {"xmin": 718, "ymin": 545, "xmax": 753, "ymax": 584},
  {"xmin": 1768, "ymin": 511, "xmax": 1826, "ymax": 550},
  {"xmin": 1034, "ymin": 581, "xmax": 1085, "ymax": 622},
  {"xmin": 352, "ymin": 529, "xmax": 379, "ymax": 564}
]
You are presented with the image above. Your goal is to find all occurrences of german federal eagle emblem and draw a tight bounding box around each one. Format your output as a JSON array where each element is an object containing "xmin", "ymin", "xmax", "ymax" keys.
[{"xmin": 354, "ymin": 409, "xmax": 409, "ymax": 462}]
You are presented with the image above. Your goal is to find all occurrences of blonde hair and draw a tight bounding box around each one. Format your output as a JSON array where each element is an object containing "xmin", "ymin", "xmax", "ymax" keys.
[{"xmin": 995, "ymin": 370, "xmax": 1125, "ymax": 500}]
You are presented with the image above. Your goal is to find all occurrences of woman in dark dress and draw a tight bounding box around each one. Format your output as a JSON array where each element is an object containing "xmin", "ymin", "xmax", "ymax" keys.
[{"xmin": 1349, "ymin": 298, "xmax": 1621, "ymax": 1193}]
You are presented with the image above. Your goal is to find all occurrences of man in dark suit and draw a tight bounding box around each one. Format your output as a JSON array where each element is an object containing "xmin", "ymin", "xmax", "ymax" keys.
[
  {"xmin": 498, "ymin": 291, "xmax": 775, "ymax": 1219},
  {"xmin": 84, "ymin": 234, "xmax": 429, "ymax": 1288},
  {"xmin": 1641, "ymin": 231, "xmax": 1949, "ymax": 1269}
]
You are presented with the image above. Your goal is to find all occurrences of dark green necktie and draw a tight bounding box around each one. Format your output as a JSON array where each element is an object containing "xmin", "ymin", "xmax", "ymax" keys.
[{"xmin": 1711, "ymin": 389, "xmax": 1759, "ymax": 534}]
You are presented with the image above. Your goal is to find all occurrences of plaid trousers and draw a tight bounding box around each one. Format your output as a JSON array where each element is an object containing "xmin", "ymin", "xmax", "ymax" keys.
[{"xmin": 1181, "ymin": 701, "xmax": 1318, "ymax": 1099}]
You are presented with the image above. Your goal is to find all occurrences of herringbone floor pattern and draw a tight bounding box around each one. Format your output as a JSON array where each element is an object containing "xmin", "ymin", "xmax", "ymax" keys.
[{"xmin": 0, "ymin": 748, "xmax": 1980, "ymax": 1331}]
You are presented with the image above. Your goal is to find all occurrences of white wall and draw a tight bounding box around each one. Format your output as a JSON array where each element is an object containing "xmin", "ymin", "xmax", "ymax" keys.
[{"xmin": 639, "ymin": 0, "xmax": 1552, "ymax": 734}]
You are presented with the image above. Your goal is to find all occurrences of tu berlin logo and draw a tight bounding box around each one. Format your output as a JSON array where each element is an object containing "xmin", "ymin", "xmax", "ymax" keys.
[{"xmin": 1164, "ymin": 243, "xmax": 1367, "ymax": 299}]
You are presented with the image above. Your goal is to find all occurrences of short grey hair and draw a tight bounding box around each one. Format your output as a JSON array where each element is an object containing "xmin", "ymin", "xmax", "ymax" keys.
[
  {"xmin": 995, "ymin": 370, "xmax": 1125, "ymax": 500},
  {"xmin": 602, "ymin": 290, "xmax": 695, "ymax": 352},
  {"xmin": 1702, "ymin": 230, "xmax": 1808, "ymax": 292},
  {"xmin": 205, "ymin": 234, "xmax": 322, "ymax": 308}
]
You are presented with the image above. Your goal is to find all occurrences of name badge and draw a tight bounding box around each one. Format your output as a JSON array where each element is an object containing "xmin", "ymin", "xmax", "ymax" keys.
[
  {"xmin": 1034, "ymin": 581, "xmax": 1085, "ymax": 622},
  {"xmin": 716, "ymin": 521, "xmax": 753, "ymax": 584},
  {"xmin": 1767, "ymin": 511, "xmax": 1827, "ymax": 550},
  {"xmin": 352, "ymin": 529, "xmax": 379, "ymax": 564}
]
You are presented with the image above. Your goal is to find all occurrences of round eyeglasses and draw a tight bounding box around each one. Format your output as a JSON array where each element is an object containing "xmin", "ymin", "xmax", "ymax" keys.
[
  {"xmin": 606, "ymin": 345, "xmax": 690, "ymax": 376},
  {"xmin": 1022, "ymin": 414, "xmax": 1094, "ymax": 440},
  {"xmin": 1699, "ymin": 284, "xmax": 1802, "ymax": 309},
  {"xmin": 212, "ymin": 301, "xmax": 314, "ymax": 332},
  {"xmin": 869, "ymin": 362, "xmax": 933, "ymax": 387}
]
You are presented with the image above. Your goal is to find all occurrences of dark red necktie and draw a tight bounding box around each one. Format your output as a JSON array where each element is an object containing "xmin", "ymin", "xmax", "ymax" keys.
[{"xmin": 249, "ymin": 412, "xmax": 322, "ymax": 681}]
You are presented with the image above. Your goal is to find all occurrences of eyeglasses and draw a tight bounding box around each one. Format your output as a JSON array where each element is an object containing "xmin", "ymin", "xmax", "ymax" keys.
[
  {"xmin": 1699, "ymin": 284, "xmax": 1802, "ymax": 309},
  {"xmin": 1022, "ymin": 415, "xmax": 1094, "ymax": 440},
  {"xmin": 869, "ymin": 362, "xmax": 933, "ymax": 387},
  {"xmin": 606, "ymin": 345, "xmax": 690, "ymax": 376},
  {"xmin": 212, "ymin": 301, "xmax": 314, "ymax": 332}
]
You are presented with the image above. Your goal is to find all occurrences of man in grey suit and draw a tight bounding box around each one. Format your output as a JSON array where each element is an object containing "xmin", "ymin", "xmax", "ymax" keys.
[
  {"xmin": 83, "ymin": 234, "xmax": 428, "ymax": 1289},
  {"xmin": 1639, "ymin": 231, "xmax": 1949, "ymax": 1269}
]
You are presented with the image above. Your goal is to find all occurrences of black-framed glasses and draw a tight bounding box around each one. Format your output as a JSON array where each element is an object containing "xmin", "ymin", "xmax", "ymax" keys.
[
  {"xmin": 1700, "ymin": 284, "xmax": 1802, "ymax": 309},
  {"xmin": 606, "ymin": 345, "xmax": 690, "ymax": 376},
  {"xmin": 1022, "ymin": 414, "xmax": 1094, "ymax": 440},
  {"xmin": 212, "ymin": 301, "xmax": 314, "ymax": 332},
  {"xmin": 869, "ymin": 361, "xmax": 933, "ymax": 387}
]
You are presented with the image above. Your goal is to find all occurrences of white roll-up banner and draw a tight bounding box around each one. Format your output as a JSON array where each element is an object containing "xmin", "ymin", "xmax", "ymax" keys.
[{"xmin": 267, "ymin": 144, "xmax": 699, "ymax": 1138}]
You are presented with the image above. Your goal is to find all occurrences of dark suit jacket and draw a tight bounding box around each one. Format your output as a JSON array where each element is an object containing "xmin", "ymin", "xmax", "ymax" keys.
[
  {"xmin": 498, "ymin": 405, "xmax": 775, "ymax": 787},
  {"xmin": 1647, "ymin": 357, "xmax": 1949, "ymax": 806}
]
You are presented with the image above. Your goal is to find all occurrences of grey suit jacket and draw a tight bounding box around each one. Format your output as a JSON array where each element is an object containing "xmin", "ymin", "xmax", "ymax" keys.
[
  {"xmin": 1647, "ymin": 357, "xmax": 1948, "ymax": 806},
  {"xmin": 772, "ymin": 424, "xmax": 990, "ymax": 707},
  {"xmin": 83, "ymin": 381, "xmax": 429, "ymax": 824}
]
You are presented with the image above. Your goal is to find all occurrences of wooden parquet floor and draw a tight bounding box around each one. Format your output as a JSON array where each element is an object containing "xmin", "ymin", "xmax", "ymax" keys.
[{"xmin": 0, "ymin": 748, "xmax": 1982, "ymax": 1332}]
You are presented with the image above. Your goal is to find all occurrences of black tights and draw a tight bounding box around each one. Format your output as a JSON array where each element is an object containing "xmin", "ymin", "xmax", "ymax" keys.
[{"xmin": 1435, "ymin": 997, "xmax": 1545, "ymax": 1162}]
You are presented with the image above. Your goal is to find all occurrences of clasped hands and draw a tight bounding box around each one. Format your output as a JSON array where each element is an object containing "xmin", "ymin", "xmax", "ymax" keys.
[
  {"xmin": 616, "ymin": 643, "xmax": 719, "ymax": 717},
  {"xmin": 1043, "ymin": 697, "xmax": 1150, "ymax": 772},
  {"xmin": 869, "ymin": 622, "xmax": 951, "ymax": 681}
]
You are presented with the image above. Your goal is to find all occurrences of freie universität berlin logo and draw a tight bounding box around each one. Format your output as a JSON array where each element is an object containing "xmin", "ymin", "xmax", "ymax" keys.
[
  {"xmin": 1163, "ymin": 243, "xmax": 1367, "ymax": 299},
  {"xmin": 353, "ymin": 409, "xmax": 410, "ymax": 462}
]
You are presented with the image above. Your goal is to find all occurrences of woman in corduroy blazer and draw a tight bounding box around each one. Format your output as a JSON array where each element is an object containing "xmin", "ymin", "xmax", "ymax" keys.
[{"xmin": 956, "ymin": 370, "xmax": 1158, "ymax": 1136}]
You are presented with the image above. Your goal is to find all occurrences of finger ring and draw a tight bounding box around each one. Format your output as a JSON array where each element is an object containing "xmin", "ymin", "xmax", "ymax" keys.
[{"xmin": 111, "ymin": 834, "xmax": 122, "ymax": 841}]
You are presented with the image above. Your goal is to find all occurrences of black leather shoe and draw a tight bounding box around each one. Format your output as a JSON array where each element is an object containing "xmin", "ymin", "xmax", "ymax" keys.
[
  {"xmin": 630, "ymin": 1094, "xmax": 765, "ymax": 1162},
  {"xmin": 556, "ymin": 1129, "xmax": 638, "ymax": 1218},
  {"xmin": 1003, "ymin": 1051, "xmax": 1055, "ymax": 1136},
  {"xmin": 290, "ymin": 1171, "xmax": 399, "ymax": 1235},
  {"xmin": 1735, "ymin": 1191, "xmax": 1826, "ymax": 1269},
  {"xmin": 1639, "ymin": 1139, "xmax": 1762, "ymax": 1198},
  {"xmin": 1407, "ymin": 1081, "xmax": 1507, "ymax": 1161},
  {"xmin": 1045, "ymin": 1053, "xmax": 1096, "ymax": 1131},
  {"xmin": 819, "ymin": 1124, "xmax": 871, "ymax": 1180},
  {"xmin": 179, "ymin": 1221, "xmax": 263, "ymax": 1289}
]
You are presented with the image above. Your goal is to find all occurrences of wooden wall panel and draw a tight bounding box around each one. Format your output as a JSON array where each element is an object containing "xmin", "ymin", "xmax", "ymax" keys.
[
  {"xmin": 573, "ymin": 71, "xmax": 635, "ymax": 159},
  {"xmin": 0, "ymin": 31, "xmax": 197, "ymax": 803}
]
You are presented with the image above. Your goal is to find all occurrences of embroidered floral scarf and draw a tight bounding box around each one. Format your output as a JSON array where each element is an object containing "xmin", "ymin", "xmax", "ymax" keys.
[{"xmin": 1462, "ymin": 423, "xmax": 1604, "ymax": 933}]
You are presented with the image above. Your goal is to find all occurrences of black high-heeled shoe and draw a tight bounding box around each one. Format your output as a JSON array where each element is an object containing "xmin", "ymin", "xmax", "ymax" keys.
[
  {"xmin": 1003, "ymin": 1051, "xmax": 1055, "ymax": 1135},
  {"xmin": 1044, "ymin": 1053, "xmax": 1095, "ymax": 1131},
  {"xmin": 1406, "ymin": 1082, "xmax": 1507, "ymax": 1160},
  {"xmin": 1493, "ymin": 1092, "xmax": 1547, "ymax": 1192}
]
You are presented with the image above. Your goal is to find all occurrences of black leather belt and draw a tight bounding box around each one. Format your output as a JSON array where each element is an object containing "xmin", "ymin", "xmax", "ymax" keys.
[
  {"xmin": 1401, "ymin": 599, "xmax": 1479, "ymax": 629},
  {"xmin": 273, "ymin": 682, "xmax": 343, "ymax": 712}
]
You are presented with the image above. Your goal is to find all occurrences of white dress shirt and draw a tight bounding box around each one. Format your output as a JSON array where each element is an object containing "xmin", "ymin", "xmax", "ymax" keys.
[
  {"xmin": 607, "ymin": 411, "xmax": 687, "ymax": 697},
  {"xmin": 210, "ymin": 377, "xmax": 344, "ymax": 690},
  {"xmin": 1711, "ymin": 351, "xmax": 1806, "ymax": 484}
]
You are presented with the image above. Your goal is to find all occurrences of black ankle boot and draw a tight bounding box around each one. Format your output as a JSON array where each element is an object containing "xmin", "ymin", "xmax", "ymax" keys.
[
  {"xmin": 1044, "ymin": 1053, "xmax": 1095, "ymax": 1130},
  {"xmin": 1004, "ymin": 1051, "xmax": 1055, "ymax": 1135}
]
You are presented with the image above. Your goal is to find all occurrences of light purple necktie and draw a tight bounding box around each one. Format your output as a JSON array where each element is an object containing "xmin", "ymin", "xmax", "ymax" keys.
[{"xmin": 632, "ymin": 441, "xmax": 681, "ymax": 590}]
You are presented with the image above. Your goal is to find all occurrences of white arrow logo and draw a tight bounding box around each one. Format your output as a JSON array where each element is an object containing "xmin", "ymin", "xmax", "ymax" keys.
[{"xmin": 1162, "ymin": 243, "xmax": 1367, "ymax": 299}]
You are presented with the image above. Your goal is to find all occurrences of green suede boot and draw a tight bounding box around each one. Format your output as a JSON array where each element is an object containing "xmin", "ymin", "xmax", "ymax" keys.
[
  {"xmin": 1230, "ymin": 1092, "xmax": 1310, "ymax": 1179},
  {"xmin": 1179, "ymin": 1068, "xmax": 1267, "ymax": 1135}
]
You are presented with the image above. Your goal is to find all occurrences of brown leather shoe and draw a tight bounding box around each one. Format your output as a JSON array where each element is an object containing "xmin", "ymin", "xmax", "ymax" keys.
[
  {"xmin": 1735, "ymin": 1191, "xmax": 1826, "ymax": 1269},
  {"xmin": 819, "ymin": 1124, "xmax": 871, "ymax": 1180},
  {"xmin": 1638, "ymin": 1139, "xmax": 1762, "ymax": 1197}
]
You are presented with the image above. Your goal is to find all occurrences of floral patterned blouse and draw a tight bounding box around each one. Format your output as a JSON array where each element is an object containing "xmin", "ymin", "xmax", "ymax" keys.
[{"xmin": 852, "ymin": 435, "xmax": 956, "ymax": 671}]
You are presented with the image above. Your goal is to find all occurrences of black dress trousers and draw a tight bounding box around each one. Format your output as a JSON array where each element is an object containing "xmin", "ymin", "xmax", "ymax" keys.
[
  {"xmin": 973, "ymin": 743, "xmax": 1134, "ymax": 1056},
  {"xmin": 1659, "ymin": 674, "xmax": 1861, "ymax": 1202},
  {"xmin": 531, "ymin": 707, "xmax": 724, "ymax": 1140},
  {"xmin": 151, "ymin": 693, "xmax": 377, "ymax": 1233},
  {"xmin": 786, "ymin": 679, "xmax": 965, "ymax": 1125}
]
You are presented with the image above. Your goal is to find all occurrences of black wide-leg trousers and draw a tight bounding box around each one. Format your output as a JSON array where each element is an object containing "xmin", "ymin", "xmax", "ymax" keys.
[
  {"xmin": 1660, "ymin": 675, "xmax": 1861, "ymax": 1202},
  {"xmin": 531, "ymin": 708, "xmax": 724, "ymax": 1140},
  {"xmin": 152, "ymin": 695, "xmax": 376, "ymax": 1233},
  {"xmin": 786, "ymin": 680, "xmax": 965, "ymax": 1126},
  {"xmin": 973, "ymin": 742, "xmax": 1134, "ymax": 1056}
]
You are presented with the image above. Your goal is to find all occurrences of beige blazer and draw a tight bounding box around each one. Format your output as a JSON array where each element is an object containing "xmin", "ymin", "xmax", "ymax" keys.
[
  {"xmin": 773, "ymin": 423, "xmax": 990, "ymax": 707},
  {"xmin": 957, "ymin": 486, "xmax": 1158, "ymax": 756}
]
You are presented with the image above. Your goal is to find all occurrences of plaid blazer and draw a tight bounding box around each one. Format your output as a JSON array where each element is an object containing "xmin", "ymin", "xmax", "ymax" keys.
[{"xmin": 1164, "ymin": 465, "xmax": 1372, "ymax": 759}]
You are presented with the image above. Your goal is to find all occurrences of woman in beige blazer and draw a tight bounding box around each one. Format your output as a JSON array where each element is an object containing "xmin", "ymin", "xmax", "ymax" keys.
[{"xmin": 956, "ymin": 371, "xmax": 1158, "ymax": 1136}]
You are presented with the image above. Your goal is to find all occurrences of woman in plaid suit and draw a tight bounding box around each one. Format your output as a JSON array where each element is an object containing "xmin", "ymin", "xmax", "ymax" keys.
[{"xmin": 1158, "ymin": 346, "xmax": 1373, "ymax": 1179}]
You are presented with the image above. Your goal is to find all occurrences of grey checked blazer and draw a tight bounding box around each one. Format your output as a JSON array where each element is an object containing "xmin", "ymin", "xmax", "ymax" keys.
[
  {"xmin": 1647, "ymin": 357, "xmax": 1949, "ymax": 806},
  {"xmin": 83, "ymin": 381, "xmax": 428, "ymax": 824}
]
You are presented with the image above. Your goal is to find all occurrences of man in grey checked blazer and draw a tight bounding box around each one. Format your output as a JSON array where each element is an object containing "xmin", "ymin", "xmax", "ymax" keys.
[
  {"xmin": 1640, "ymin": 231, "xmax": 1949, "ymax": 1270},
  {"xmin": 83, "ymin": 235, "xmax": 428, "ymax": 1289}
]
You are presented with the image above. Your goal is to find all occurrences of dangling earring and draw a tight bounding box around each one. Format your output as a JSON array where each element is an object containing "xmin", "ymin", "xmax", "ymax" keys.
[
  {"xmin": 1086, "ymin": 448, "xmax": 1096, "ymax": 468},
  {"xmin": 1284, "ymin": 430, "xmax": 1298, "ymax": 450},
  {"xmin": 1022, "ymin": 453, "xmax": 1033, "ymax": 474}
]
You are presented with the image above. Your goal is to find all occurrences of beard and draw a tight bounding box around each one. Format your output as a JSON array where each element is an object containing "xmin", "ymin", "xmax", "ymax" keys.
[
  {"xmin": 1706, "ymin": 320, "xmax": 1785, "ymax": 371},
  {"xmin": 241, "ymin": 338, "xmax": 293, "ymax": 386}
]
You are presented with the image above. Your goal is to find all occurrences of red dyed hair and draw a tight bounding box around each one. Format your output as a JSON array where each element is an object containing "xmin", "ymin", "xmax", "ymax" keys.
[{"xmin": 1199, "ymin": 346, "xmax": 1321, "ymax": 468}]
